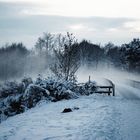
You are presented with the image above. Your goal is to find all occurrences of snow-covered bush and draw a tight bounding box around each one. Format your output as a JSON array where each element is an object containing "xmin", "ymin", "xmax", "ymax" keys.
[
  {"xmin": 76, "ymin": 81, "xmax": 97, "ymax": 95},
  {"xmin": 34, "ymin": 77, "xmax": 79, "ymax": 101},
  {"xmin": 22, "ymin": 84, "xmax": 50, "ymax": 108},
  {"xmin": 0, "ymin": 77, "xmax": 33, "ymax": 122},
  {"xmin": 0, "ymin": 76, "xmax": 97, "ymax": 123},
  {"xmin": 21, "ymin": 77, "xmax": 33, "ymax": 89},
  {"xmin": 0, "ymin": 94, "xmax": 24, "ymax": 122},
  {"xmin": 0, "ymin": 81, "xmax": 24, "ymax": 98}
]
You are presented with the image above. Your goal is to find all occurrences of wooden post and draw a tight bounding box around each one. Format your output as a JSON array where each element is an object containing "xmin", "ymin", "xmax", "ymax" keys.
[
  {"xmin": 108, "ymin": 87, "xmax": 111, "ymax": 96},
  {"xmin": 89, "ymin": 75, "xmax": 91, "ymax": 83},
  {"xmin": 112, "ymin": 84, "xmax": 115, "ymax": 96}
]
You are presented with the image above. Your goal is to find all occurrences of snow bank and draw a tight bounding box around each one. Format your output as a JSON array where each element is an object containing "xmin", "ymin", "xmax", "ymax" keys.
[{"xmin": 1, "ymin": 93, "xmax": 140, "ymax": 140}]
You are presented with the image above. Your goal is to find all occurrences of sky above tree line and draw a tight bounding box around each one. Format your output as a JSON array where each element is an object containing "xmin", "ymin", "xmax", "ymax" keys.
[{"xmin": 0, "ymin": 0, "xmax": 140, "ymax": 48}]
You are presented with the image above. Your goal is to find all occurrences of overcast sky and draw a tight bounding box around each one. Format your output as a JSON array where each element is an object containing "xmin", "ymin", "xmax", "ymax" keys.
[{"xmin": 0, "ymin": 0, "xmax": 140, "ymax": 48}]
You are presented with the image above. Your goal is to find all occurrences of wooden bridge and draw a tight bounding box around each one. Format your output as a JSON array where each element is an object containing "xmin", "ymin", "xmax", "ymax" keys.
[
  {"xmin": 95, "ymin": 85, "xmax": 115, "ymax": 96},
  {"xmin": 89, "ymin": 76, "xmax": 115, "ymax": 96}
]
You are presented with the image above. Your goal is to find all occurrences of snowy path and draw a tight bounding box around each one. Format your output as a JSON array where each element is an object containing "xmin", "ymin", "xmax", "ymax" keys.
[
  {"xmin": 0, "ymin": 86, "xmax": 140, "ymax": 140},
  {"xmin": 115, "ymin": 84, "xmax": 140, "ymax": 140}
]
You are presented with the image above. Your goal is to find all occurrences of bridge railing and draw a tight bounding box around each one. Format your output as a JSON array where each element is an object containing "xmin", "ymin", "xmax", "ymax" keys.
[{"xmin": 88, "ymin": 76, "xmax": 115, "ymax": 96}]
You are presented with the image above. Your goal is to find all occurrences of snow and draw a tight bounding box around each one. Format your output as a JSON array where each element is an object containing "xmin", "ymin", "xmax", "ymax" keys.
[
  {"xmin": 0, "ymin": 86, "xmax": 140, "ymax": 140},
  {"xmin": 0, "ymin": 75, "xmax": 140, "ymax": 140},
  {"xmin": 0, "ymin": 76, "xmax": 98, "ymax": 123}
]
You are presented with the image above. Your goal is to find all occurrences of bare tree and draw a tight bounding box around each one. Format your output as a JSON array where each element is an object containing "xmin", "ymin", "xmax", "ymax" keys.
[
  {"xmin": 51, "ymin": 32, "xmax": 80, "ymax": 81},
  {"xmin": 35, "ymin": 32, "xmax": 55, "ymax": 55}
]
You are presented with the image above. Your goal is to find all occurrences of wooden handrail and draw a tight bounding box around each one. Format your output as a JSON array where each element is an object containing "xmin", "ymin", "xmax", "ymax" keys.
[
  {"xmin": 95, "ymin": 78, "xmax": 115, "ymax": 96},
  {"xmin": 97, "ymin": 86, "xmax": 113, "ymax": 88}
]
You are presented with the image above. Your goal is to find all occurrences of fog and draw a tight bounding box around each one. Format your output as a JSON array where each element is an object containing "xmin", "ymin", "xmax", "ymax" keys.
[
  {"xmin": 0, "ymin": 35, "xmax": 140, "ymax": 89},
  {"xmin": 77, "ymin": 67, "xmax": 140, "ymax": 83},
  {"xmin": 77, "ymin": 66, "xmax": 140, "ymax": 100}
]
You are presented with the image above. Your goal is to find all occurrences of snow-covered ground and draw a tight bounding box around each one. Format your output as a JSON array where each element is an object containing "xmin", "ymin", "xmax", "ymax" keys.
[{"xmin": 0, "ymin": 81, "xmax": 140, "ymax": 140}]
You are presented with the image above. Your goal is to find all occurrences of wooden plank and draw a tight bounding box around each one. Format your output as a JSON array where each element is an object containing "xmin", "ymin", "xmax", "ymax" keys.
[
  {"xmin": 108, "ymin": 87, "xmax": 111, "ymax": 96},
  {"xmin": 95, "ymin": 91, "xmax": 112, "ymax": 93},
  {"xmin": 112, "ymin": 84, "xmax": 115, "ymax": 96},
  {"xmin": 98, "ymin": 86, "xmax": 113, "ymax": 88},
  {"xmin": 94, "ymin": 79, "xmax": 115, "ymax": 96}
]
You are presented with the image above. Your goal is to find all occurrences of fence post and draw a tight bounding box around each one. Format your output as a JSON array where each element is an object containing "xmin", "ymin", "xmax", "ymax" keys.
[
  {"xmin": 89, "ymin": 75, "xmax": 91, "ymax": 83},
  {"xmin": 108, "ymin": 87, "xmax": 111, "ymax": 96},
  {"xmin": 112, "ymin": 84, "xmax": 115, "ymax": 96}
]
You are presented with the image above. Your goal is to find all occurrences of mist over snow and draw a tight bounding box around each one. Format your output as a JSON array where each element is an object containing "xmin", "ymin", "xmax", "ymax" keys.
[
  {"xmin": 0, "ymin": 0, "xmax": 140, "ymax": 139},
  {"xmin": 77, "ymin": 67, "xmax": 140, "ymax": 83}
]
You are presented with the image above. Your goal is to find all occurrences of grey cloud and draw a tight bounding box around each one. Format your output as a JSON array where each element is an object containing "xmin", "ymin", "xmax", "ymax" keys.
[{"xmin": 0, "ymin": 1, "xmax": 139, "ymax": 48}]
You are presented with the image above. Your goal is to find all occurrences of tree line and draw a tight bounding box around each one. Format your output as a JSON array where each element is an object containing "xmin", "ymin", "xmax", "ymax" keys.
[{"xmin": 0, "ymin": 32, "xmax": 140, "ymax": 81}]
